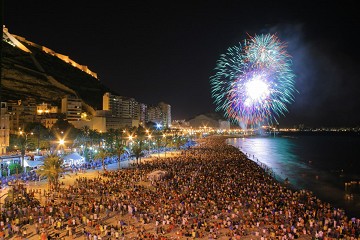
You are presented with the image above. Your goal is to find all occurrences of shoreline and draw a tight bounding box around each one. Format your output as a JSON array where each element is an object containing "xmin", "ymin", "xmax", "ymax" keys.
[{"xmin": 226, "ymin": 134, "xmax": 360, "ymax": 219}]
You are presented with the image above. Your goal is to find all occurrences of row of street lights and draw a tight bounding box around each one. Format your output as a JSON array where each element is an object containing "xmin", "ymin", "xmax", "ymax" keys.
[
  {"xmin": 124, "ymin": 128, "xmax": 173, "ymax": 159},
  {"xmin": 13, "ymin": 129, "xmax": 66, "ymax": 173},
  {"xmin": 10, "ymin": 126, "xmax": 188, "ymax": 175}
]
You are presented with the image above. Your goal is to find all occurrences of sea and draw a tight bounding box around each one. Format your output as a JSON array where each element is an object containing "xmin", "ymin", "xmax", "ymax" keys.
[{"xmin": 226, "ymin": 131, "xmax": 360, "ymax": 218}]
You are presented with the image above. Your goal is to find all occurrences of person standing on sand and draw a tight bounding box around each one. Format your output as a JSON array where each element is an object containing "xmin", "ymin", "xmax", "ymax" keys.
[
  {"xmin": 6, "ymin": 223, "xmax": 12, "ymax": 238},
  {"xmin": 34, "ymin": 222, "xmax": 39, "ymax": 234},
  {"xmin": 40, "ymin": 231, "xmax": 47, "ymax": 240},
  {"xmin": 22, "ymin": 227, "xmax": 27, "ymax": 238}
]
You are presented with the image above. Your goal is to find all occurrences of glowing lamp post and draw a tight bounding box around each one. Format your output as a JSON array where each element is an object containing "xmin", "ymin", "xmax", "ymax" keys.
[
  {"xmin": 127, "ymin": 135, "xmax": 134, "ymax": 161},
  {"xmin": 147, "ymin": 134, "xmax": 152, "ymax": 153},
  {"xmin": 19, "ymin": 130, "xmax": 33, "ymax": 173},
  {"xmin": 7, "ymin": 161, "xmax": 10, "ymax": 176},
  {"xmin": 128, "ymin": 134, "xmax": 134, "ymax": 148},
  {"xmin": 163, "ymin": 134, "xmax": 167, "ymax": 158},
  {"xmin": 89, "ymin": 147, "xmax": 93, "ymax": 160},
  {"xmin": 128, "ymin": 135, "xmax": 134, "ymax": 146},
  {"xmin": 59, "ymin": 138, "xmax": 65, "ymax": 155}
]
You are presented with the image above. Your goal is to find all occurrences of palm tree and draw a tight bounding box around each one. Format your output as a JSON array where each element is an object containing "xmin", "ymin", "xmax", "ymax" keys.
[
  {"xmin": 78, "ymin": 127, "xmax": 101, "ymax": 161},
  {"xmin": 89, "ymin": 129, "xmax": 101, "ymax": 147},
  {"xmin": 18, "ymin": 135, "xmax": 27, "ymax": 173},
  {"xmin": 104, "ymin": 128, "xmax": 116, "ymax": 151},
  {"xmin": 75, "ymin": 126, "xmax": 91, "ymax": 160},
  {"xmin": 131, "ymin": 143, "xmax": 144, "ymax": 165},
  {"xmin": 15, "ymin": 130, "xmax": 34, "ymax": 173},
  {"xmin": 36, "ymin": 154, "xmax": 66, "ymax": 191},
  {"xmin": 172, "ymin": 134, "xmax": 187, "ymax": 150},
  {"xmin": 95, "ymin": 148, "xmax": 111, "ymax": 171},
  {"xmin": 153, "ymin": 132, "xmax": 164, "ymax": 158},
  {"xmin": 161, "ymin": 128, "xmax": 173, "ymax": 158},
  {"xmin": 113, "ymin": 139, "xmax": 126, "ymax": 169},
  {"xmin": 132, "ymin": 126, "xmax": 147, "ymax": 164},
  {"xmin": 27, "ymin": 122, "xmax": 52, "ymax": 154}
]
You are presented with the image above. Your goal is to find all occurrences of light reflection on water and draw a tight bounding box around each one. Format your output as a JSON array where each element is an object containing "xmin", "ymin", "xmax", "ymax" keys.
[
  {"xmin": 227, "ymin": 135, "xmax": 360, "ymax": 218},
  {"xmin": 229, "ymin": 137, "xmax": 311, "ymax": 185}
]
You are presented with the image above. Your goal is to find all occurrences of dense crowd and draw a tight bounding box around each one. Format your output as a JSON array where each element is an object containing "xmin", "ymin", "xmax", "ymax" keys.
[{"xmin": 0, "ymin": 136, "xmax": 359, "ymax": 239}]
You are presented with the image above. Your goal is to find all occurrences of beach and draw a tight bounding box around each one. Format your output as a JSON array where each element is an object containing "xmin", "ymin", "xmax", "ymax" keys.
[{"xmin": 1, "ymin": 136, "xmax": 359, "ymax": 239}]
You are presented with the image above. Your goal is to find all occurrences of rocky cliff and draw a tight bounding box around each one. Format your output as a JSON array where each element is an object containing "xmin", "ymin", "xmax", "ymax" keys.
[{"xmin": 1, "ymin": 32, "xmax": 111, "ymax": 113}]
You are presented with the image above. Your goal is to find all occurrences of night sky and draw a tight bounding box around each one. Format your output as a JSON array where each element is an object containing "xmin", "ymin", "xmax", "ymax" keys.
[{"xmin": 3, "ymin": 0, "xmax": 360, "ymax": 128}]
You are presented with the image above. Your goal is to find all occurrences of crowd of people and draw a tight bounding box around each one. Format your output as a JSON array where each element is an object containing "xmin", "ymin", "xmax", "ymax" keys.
[{"xmin": 0, "ymin": 136, "xmax": 359, "ymax": 239}]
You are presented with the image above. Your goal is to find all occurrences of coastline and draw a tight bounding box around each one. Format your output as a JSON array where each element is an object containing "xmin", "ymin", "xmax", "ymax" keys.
[
  {"xmin": 225, "ymin": 138, "xmax": 298, "ymax": 192},
  {"xmin": 226, "ymin": 133, "xmax": 360, "ymax": 219}
]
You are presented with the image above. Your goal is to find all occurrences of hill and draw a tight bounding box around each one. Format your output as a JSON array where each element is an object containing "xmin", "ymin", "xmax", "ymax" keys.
[{"xmin": 1, "ymin": 28, "xmax": 112, "ymax": 114}]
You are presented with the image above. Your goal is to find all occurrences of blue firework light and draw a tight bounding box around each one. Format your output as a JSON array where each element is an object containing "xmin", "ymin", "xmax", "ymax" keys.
[{"xmin": 210, "ymin": 33, "xmax": 296, "ymax": 126}]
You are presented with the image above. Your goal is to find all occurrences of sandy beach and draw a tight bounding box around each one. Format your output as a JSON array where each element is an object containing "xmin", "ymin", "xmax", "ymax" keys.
[
  {"xmin": 1, "ymin": 137, "xmax": 358, "ymax": 240},
  {"xmin": 1, "ymin": 152, "xmax": 190, "ymax": 240}
]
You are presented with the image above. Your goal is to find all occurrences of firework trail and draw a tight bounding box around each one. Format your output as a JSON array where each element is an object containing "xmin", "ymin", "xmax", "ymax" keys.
[{"xmin": 210, "ymin": 33, "xmax": 296, "ymax": 127}]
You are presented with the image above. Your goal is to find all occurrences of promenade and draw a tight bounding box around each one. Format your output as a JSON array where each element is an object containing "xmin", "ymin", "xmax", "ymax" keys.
[{"xmin": 23, "ymin": 152, "xmax": 179, "ymax": 205}]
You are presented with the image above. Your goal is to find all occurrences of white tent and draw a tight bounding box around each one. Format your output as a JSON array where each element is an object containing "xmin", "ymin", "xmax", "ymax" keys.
[
  {"xmin": 24, "ymin": 159, "xmax": 44, "ymax": 168},
  {"xmin": 63, "ymin": 152, "xmax": 85, "ymax": 165},
  {"xmin": 147, "ymin": 170, "xmax": 168, "ymax": 181}
]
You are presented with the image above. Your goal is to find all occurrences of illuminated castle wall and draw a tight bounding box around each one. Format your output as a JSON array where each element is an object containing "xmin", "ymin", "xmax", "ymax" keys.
[{"xmin": 2, "ymin": 26, "xmax": 98, "ymax": 79}]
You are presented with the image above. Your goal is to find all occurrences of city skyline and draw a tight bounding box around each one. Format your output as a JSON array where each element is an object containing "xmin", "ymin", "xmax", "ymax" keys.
[{"xmin": 2, "ymin": 0, "xmax": 360, "ymax": 127}]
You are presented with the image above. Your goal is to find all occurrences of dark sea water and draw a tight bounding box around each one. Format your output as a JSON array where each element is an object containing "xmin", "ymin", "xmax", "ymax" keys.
[{"xmin": 227, "ymin": 131, "xmax": 360, "ymax": 218}]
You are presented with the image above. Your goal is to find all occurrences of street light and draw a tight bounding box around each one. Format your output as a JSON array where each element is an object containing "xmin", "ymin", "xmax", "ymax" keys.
[
  {"xmin": 58, "ymin": 138, "xmax": 65, "ymax": 155},
  {"xmin": 89, "ymin": 147, "xmax": 93, "ymax": 161},
  {"xmin": 163, "ymin": 134, "xmax": 167, "ymax": 158},
  {"xmin": 128, "ymin": 135, "xmax": 135, "ymax": 149},
  {"xmin": 127, "ymin": 135, "xmax": 134, "ymax": 162},
  {"xmin": 147, "ymin": 134, "xmax": 152, "ymax": 154},
  {"xmin": 7, "ymin": 161, "xmax": 10, "ymax": 176},
  {"xmin": 33, "ymin": 124, "xmax": 42, "ymax": 155},
  {"xmin": 19, "ymin": 130, "xmax": 33, "ymax": 173},
  {"xmin": 128, "ymin": 134, "xmax": 134, "ymax": 149},
  {"xmin": 128, "ymin": 135, "xmax": 133, "ymax": 141}
]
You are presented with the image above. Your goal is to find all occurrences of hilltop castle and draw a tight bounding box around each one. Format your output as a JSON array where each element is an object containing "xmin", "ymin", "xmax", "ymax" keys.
[{"xmin": 2, "ymin": 26, "xmax": 98, "ymax": 79}]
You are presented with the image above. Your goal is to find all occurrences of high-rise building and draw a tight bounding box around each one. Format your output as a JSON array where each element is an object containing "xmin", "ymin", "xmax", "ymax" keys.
[
  {"xmin": 158, "ymin": 102, "xmax": 171, "ymax": 128},
  {"xmin": 102, "ymin": 93, "xmax": 171, "ymax": 129},
  {"xmin": 121, "ymin": 97, "xmax": 140, "ymax": 120},
  {"xmin": 103, "ymin": 92, "xmax": 140, "ymax": 120},
  {"xmin": 7, "ymin": 100, "xmax": 22, "ymax": 133},
  {"xmin": 7, "ymin": 98, "xmax": 37, "ymax": 133},
  {"xmin": 139, "ymin": 103, "xmax": 148, "ymax": 126},
  {"xmin": 22, "ymin": 98, "xmax": 37, "ymax": 123},
  {"xmin": 147, "ymin": 105, "xmax": 163, "ymax": 125},
  {"xmin": 103, "ymin": 92, "xmax": 122, "ymax": 117},
  {"xmin": 61, "ymin": 95, "xmax": 82, "ymax": 121},
  {"xmin": 0, "ymin": 102, "xmax": 10, "ymax": 155},
  {"xmin": 147, "ymin": 102, "xmax": 171, "ymax": 128}
]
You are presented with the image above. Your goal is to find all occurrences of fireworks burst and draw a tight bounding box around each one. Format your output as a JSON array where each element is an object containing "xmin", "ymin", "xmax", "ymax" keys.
[{"xmin": 210, "ymin": 33, "xmax": 296, "ymax": 127}]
